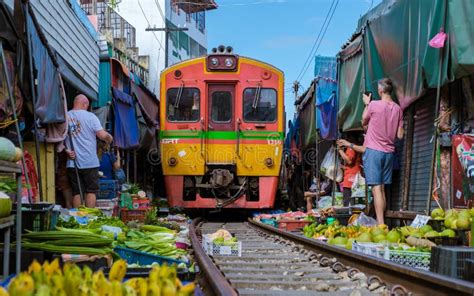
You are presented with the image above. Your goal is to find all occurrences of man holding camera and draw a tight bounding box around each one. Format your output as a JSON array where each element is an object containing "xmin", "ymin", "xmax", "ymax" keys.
[{"xmin": 339, "ymin": 78, "xmax": 404, "ymax": 225}]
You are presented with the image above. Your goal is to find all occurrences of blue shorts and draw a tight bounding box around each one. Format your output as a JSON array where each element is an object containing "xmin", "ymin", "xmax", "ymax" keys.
[{"xmin": 363, "ymin": 148, "xmax": 394, "ymax": 185}]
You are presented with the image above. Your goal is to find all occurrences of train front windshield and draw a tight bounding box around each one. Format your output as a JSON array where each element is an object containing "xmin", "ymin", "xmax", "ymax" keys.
[
  {"xmin": 167, "ymin": 87, "xmax": 200, "ymax": 122},
  {"xmin": 243, "ymin": 88, "xmax": 277, "ymax": 122}
]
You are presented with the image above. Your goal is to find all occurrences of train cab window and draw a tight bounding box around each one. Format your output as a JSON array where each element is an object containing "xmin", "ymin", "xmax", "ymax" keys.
[
  {"xmin": 211, "ymin": 91, "xmax": 232, "ymax": 123},
  {"xmin": 243, "ymin": 88, "xmax": 277, "ymax": 122},
  {"xmin": 167, "ymin": 88, "xmax": 200, "ymax": 122}
]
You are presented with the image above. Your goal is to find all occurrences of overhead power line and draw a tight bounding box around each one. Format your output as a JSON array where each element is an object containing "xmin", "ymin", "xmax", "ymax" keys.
[
  {"xmin": 295, "ymin": 0, "xmax": 339, "ymax": 83},
  {"xmin": 137, "ymin": 0, "xmax": 165, "ymax": 51}
]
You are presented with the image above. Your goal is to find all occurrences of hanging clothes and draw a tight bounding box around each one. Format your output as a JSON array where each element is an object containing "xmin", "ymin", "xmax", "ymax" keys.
[
  {"xmin": 93, "ymin": 105, "xmax": 110, "ymax": 130},
  {"xmin": 316, "ymin": 91, "xmax": 337, "ymax": 140},
  {"xmin": 315, "ymin": 56, "xmax": 338, "ymax": 141},
  {"xmin": 26, "ymin": 13, "xmax": 65, "ymax": 124},
  {"xmin": 112, "ymin": 88, "xmax": 139, "ymax": 149}
]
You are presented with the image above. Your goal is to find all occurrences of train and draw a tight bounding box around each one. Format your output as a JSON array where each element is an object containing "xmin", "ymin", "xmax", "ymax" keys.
[{"xmin": 159, "ymin": 46, "xmax": 285, "ymax": 209}]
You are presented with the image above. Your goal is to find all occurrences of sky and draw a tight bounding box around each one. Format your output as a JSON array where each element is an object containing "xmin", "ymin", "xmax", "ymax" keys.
[{"xmin": 206, "ymin": 0, "xmax": 381, "ymax": 119}]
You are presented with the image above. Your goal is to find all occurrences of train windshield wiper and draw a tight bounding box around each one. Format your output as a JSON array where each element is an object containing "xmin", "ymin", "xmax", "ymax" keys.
[
  {"xmin": 174, "ymin": 82, "xmax": 185, "ymax": 108},
  {"xmin": 252, "ymin": 84, "xmax": 262, "ymax": 109}
]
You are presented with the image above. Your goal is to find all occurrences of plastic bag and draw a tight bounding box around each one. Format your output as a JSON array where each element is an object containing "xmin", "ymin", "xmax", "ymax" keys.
[
  {"xmin": 317, "ymin": 196, "xmax": 332, "ymax": 209},
  {"xmin": 320, "ymin": 147, "xmax": 336, "ymax": 174},
  {"xmin": 350, "ymin": 212, "xmax": 377, "ymax": 227},
  {"xmin": 351, "ymin": 173, "xmax": 366, "ymax": 198},
  {"xmin": 320, "ymin": 147, "xmax": 343, "ymax": 182}
]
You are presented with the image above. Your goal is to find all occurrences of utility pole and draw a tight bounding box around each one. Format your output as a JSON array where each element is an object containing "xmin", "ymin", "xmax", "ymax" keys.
[
  {"xmin": 146, "ymin": 26, "xmax": 189, "ymax": 68},
  {"xmin": 293, "ymin": 81, "xmax": 299, "ymax": 102}
]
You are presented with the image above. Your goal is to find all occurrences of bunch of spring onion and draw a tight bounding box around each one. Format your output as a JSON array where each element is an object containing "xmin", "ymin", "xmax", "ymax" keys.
[{"xmin": 22, "ymin": 228, "xmax": 114, "ymax": 256}]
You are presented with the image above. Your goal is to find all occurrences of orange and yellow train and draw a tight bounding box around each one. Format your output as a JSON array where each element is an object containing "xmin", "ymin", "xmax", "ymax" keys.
[{"xmin": 160, "ymin": 46, "xmax": 284, "ymax": 209}]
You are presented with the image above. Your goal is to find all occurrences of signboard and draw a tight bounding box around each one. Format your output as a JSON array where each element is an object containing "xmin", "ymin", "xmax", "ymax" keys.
[
  {"xmin": 452, "ymin": 135, "xmax": 474, "ymax": 208},
  {"xmin": 410, "ymin": 215, "xmax": 431, "ymax": 228}
]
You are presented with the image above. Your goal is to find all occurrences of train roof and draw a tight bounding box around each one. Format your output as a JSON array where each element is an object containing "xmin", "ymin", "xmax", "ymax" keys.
[{"xmin": 160, "ymin": 55, "xmax": 284, "ymax": 77}]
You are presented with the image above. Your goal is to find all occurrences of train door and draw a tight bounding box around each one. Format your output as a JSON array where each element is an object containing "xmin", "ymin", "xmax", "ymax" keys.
[{"xmin": 206, "ymin": 84, "xmax": 235, "ymax": 164}]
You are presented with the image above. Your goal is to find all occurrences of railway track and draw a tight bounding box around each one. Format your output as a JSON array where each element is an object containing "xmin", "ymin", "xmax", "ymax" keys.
[{"xmin": 189, "ymin": 218, "xmax": 474, "ymax": 296}]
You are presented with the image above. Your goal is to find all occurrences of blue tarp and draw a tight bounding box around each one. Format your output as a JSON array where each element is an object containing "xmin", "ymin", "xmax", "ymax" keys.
[
  {"xmin": 94, "ymin": 61, "xmax": 112, "ymax": 108},
  {"xmin": 69, "ymin": 0, "xmax": 98, "ymax": 40},
  {"xmin": 315, "ymin": 56, "xmax": 338, "ymax": 140},
  {"xmin": 112, "ymin": 88, "xmax": 139, "ymax": 149},
  {"xmin": 27, "ymin": 13, "xmax": 65, "ymax": 124}
]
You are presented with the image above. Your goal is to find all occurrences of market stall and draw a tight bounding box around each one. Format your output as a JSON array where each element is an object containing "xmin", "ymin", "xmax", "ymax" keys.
[{"xmin": 254, "ymin": 206, "xmax": 474, "ymax": 281}]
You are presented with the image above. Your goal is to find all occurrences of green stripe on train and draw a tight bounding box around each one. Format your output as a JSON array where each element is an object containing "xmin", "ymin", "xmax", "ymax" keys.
[{"xmin": 160, "ymin": 130, "xmax": 284, "ymax": 140}]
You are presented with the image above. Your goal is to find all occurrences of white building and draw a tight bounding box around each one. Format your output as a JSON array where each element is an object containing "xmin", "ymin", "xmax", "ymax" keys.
[{"xmin": 117, "ymin": 0, "xmax": 217, "ymax": 94}]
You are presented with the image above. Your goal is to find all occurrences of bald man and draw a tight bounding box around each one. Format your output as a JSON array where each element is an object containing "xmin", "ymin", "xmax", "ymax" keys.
[{"xmin": 65, "ymin": 94, "xmax": 113, "ymax": 208}]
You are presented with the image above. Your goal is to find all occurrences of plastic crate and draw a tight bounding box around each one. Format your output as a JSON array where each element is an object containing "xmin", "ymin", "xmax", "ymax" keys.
[
  {"xmin": 352, "ymin": 242, "xmax": 385, "ymax": 258},
  {"xmin": 278, "ymin": 220, "xmax": 311, "ymax": 231},
  {"xmin": 352, "ymin": 242, "xmax": 431, "ymax": 270},
  {"xmin": 120, "ymin": 208, "xmax": 148, "ymax": 222},
  {"xmin": 98, "ymin": 180, "xmax": 119, "ymax": 200},
  {"xmin": 12, "ymin": 203, "xmax": 54, "ymax": 234},
  {"xmin": 464, "ymin": 259, "xmax": 474, "ymax": 282},
  {"xmin": 427, "ymin": 236, "xmax": 459, "ymax": 246},
  {"xmin": 430, "ymin": 246, "xmax": 474, "ymax": 279},
  {"xmin": 386, "ymin": 249, "xmax": 431, "ymax": 271},
  {"xmin": 114, "ymin": 246, "xmax": 185, "ymax": 266},
  {"xmin": 202, "ymin": 235, "xmax": 242, "ymax": 257}
]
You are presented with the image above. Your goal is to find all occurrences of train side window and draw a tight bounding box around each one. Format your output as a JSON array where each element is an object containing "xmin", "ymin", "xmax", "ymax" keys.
[
  {"xmin": 211, "ymin": 91, "xmax": 232, "ymax": 123},
  {"xmin": 243, "ymin": 88, "xmax": 277, "ymax": 122},
  {"xmin": 167, "ymin": 88, "xmax": 200, "ymax": 122}
]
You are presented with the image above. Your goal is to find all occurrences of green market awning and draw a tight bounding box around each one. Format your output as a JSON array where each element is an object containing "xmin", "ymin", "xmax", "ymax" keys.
[{"xmin": 338, "ymin": 0, "xmax": 474, "ymax": 131}]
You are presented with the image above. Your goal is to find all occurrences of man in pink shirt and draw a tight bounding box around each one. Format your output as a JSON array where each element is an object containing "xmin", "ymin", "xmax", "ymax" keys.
[{"xmin": 361, "ymin": 78, "xmax": 404, "ymax": 224}]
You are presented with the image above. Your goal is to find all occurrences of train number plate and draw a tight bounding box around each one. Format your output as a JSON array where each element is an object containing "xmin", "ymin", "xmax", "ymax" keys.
[
  {"xmin": 161, "ymin": 139, "xmax": 179, "ymax": 144},
  {"xmin": 267, "ymin": 139, "xmax": 282, "ymax": 145}
]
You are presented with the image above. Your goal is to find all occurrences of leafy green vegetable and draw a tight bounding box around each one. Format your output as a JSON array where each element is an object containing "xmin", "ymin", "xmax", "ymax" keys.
[
  {"xmin": 117, "ymin": 230, "xmax": 186, "ymax": 259},
  {"xmin": 125, "ymin": 183, "xmax": 141, "ymax": 195},
  {"xmin": 0, "ymin": 181, "xmax": 16, "ymax": 193}
]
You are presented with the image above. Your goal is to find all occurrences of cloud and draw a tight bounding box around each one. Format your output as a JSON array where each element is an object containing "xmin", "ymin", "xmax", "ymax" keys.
[{"xmin": 262, "ymin": 35, "xmax": 313, "ymax": 49}]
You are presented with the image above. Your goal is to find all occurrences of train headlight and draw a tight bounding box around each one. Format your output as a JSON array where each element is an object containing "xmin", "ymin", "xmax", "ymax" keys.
[
  {"xmin": 210, "ymin": 57, "xmax": 219, "ymax": 66},
  {"xmin": 224, "ymin": 58, "xmax": 234, "ymax": 68},
  {"xmin": 265, "ymin": 158, "xmax": 274, "ymax": 167},
  {"xmin": 168, "ymin": 157, "xmax": 177, "ymax": 167},
  {"xmin": 207, "ymin": 55, "xmax": 238, "ymax": 71}
]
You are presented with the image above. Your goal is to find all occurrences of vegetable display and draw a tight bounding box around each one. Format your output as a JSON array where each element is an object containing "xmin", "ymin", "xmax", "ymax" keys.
[
  {"xmin": 22, "ymin": 230, "xmax": 114, "ymax": 256},
  {"xmin": 303, "ymin": 221, "xmax": 439, "ymax": 251},
  {"xmin": 118, "ymin": 230, "xmax": 187, "ymax": 259},
  {"xmin": 5, "ymin": 259, "xmax": 194, "ymax": 296}
]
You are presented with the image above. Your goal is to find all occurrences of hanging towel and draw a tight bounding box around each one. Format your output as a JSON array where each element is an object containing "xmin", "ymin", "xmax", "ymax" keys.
[{"xmin": 112, "ymin": 88, "xmax": 139, "ymax": 149}]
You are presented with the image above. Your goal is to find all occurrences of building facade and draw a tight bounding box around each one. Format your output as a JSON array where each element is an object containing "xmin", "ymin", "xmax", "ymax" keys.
[{"xmin": 115, "ymin": 0, "xmax": 216, "ymax": 94}]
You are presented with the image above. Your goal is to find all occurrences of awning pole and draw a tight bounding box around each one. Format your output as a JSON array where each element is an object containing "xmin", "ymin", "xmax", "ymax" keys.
[
  {"xmin": 24, "ymin": 2, "xmax": 44, "ymax": 202},
  {"xmin": 427, "ymin": 45, "xmax": 444, "ymax": 214}
]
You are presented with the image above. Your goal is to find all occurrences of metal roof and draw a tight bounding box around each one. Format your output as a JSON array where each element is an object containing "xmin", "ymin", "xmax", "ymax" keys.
[{"xmin": 30, "ymin": 0, "xmax": 99, "ymax": 99}]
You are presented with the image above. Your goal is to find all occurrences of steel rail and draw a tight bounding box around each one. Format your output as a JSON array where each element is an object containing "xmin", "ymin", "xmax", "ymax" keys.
[
  {"xmin": 189, "ymin": 218, "xmax": 238, "ymax": 296},
  {"xmin": 249, "ymin": 218, "xmax": 474, "ymax": 296}
]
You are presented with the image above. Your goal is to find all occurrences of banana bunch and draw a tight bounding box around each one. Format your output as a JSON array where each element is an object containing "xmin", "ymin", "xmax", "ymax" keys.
[
  {"xmin": 123, "ymin": 264, "xmax": 195, "ymax": 296},
  {"xmin": 5, "ymin": 259, "xmax": 195, "ymax": 296}
]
